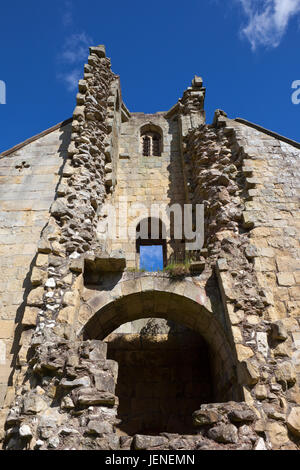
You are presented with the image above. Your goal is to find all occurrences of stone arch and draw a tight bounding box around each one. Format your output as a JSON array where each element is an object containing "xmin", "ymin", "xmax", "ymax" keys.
[{"xmin": 78, "ymin": 274, "xmax": 242, "ymax": 403}]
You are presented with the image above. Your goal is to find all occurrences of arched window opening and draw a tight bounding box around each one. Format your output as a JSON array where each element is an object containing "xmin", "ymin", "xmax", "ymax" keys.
[
  {"xmin": 140, "ymin": 125, "xmax": 162, "ymax": 156},
  {"xmin": 136, "ymin": 218, "xmax": 167, "ymax": 269}
]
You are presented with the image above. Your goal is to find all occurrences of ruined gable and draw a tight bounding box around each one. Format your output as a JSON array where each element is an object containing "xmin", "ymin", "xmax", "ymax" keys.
[{"xmin": 0, "ymin": 45, "xmax": 299, "ymax": 451}]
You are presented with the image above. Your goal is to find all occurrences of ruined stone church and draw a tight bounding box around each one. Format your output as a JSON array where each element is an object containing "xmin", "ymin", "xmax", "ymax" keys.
[{"xmin": 0, "ymin": 45, "xmax": 299, "ymax": 450}]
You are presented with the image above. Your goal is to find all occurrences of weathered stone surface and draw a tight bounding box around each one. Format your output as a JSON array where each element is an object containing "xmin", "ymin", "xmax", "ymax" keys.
[
  {"xmin": 190, "ymin": 260, "xmax": 206, "ymax": 273},
  {"xmin": 50, "ymin": 199, "xmax": 69, "ymax": 218},
  {"xmin": 31, "ymin": 267, "xmax": 47, "ymax": 286},
  {"xmin": 245, "ymin": 245, "xmax": 258, "ymax": 260},
  {"xmin": 275, "ymin": 362, "xmax": 296, "ymax": 386},
  {"xmin": 85, "ymin": 250, "xmax": 126, "ymax": 273},
  {"xmin": 45, "ymin": 278, "xmax": 56, "ymax": 288},
  {"xmin": 207, "ymin": 424, "xmax": 238, "ymax": 444},
  {"xmin": 265, "ymin": 422, "xmax": 289, "ymax": 449},
  {"xmin": 0, "ymin": 321, "xmax": 14, "ymax": 339},
  {"xmin": 60, "ymin": 376, "xmax": 90, "ymax": 389},
  {"xmin": 22, "ymin": 307, "xmax": 39, "ymax": 327},
  {"xmin": 133, "ymin": 435, "xmax": 169, "ymax": 450},
  {"xmin": 87, "ymin": 420, "xmax": 113, "ymax": 436},
  {"xmin": 48, "ymin": 436, "xmax": 60, "ymax": 449},
  {"xmin": 56, "ymin": 306, "xmax": 74, "ymax": 325},
  {"xmin": 5, "ymin": 409, "xmax": 20, "ymax": 427},
  {"xmin": 23, "ymin": 394, "xmax": 48, "ymax": 414},
  {"xmin": 93, "ymin": 371, "xmax": 115, "ymax": 394},
  {"xmin": 255, "ymin": 385, "xmax": 268, "ymax": 400},
  {"xmin": 90, "ymin": 45, "xmax": 106, "ymax": 58},
  {"xmin": 254, "ymin": 437, "xmax": 267, "ymax": 450},
  {"xmin": 27, "ymin": 287, "xmax": 44, "ymax": 306},
  {"xmin": 87, "ymin": 341, "xmax": 107, "ymax": 361},
  {"xmin": 228, "ymin": 408, "xmax": 256, "ymax": 423},
  {"xmin": 271, "ymin": 321, "xmax": 288, "ymax": 341},
  {"xmin": 74, "ymin": 388, "xmax": 115, "ymax": 407},
  {"xmin": 61, "ymin": 396, "xmax": 74, "ymax": 410},
  {"xmin": 19, "ymin": 425, "xmax": 32, "ymax": 438},
  {"xmin": 192, "ymin": 409, "xmax": 220, "ymax": 427},
  {"xmin": 69, "ymin": 258, "xmax": 84, "ymax": 273},
  {"xmin": 287, "ymin": 407, "xmax": 300, "ymax": 437},
  {"xmin": 236, "ymin": 344, "xmax": 254, "ymax": 361},
  {"xmin": 277, "ymin": 272, "xmax": 295, "ymax": 287},
  {"xmin": 256, "ymin": 332, "xmax": 268, "ymax": 357},
  {"xmin": 36, "ymin": 254, "xmax": 49, "ymax": 267},
  {"xmin": 237, "ymin": 360, "xmax": 260, "ymax": 385},
  {"xmin": 254, "ymin": 420, "xmax": 266, "ymax": 436}
]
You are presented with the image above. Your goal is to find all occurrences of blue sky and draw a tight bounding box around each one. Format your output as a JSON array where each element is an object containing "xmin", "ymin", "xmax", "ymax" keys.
[
  {"xmin": 140, "ymin": 246, "xmax": 164, "ymax": 272},
  {"xmin": 0, "ymin": 0, "xmax": 299, "ymax": 153}
]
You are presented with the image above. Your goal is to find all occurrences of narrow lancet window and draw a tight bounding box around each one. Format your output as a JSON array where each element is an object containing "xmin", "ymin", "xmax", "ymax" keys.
[
  {"xmin": 140, "ymin": 126, "xmax": 162, "ymax": 156},
  {"xmin": 143, "ymin": 135, "xmax": 151, "ymax": 156},
  {"xmin": 152, "ymin": 134, "xmax": 161, "ymax": 156}
]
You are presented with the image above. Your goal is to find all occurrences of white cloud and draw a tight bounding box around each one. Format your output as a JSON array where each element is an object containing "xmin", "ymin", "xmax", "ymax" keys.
[
  {"xmin": 237, "ymin": 0, "xmax": 300, "ymax": 49},
  {"xmin": 57, "ymin": 32, "xmax": 93, "ymax": 92},
  {"xmin": 58, "ymin": 68, "xmax": 82, "ymax": 92},
  {"xmin": 59, "ymin": 32, "xmax": 93, "ymax": 64}
]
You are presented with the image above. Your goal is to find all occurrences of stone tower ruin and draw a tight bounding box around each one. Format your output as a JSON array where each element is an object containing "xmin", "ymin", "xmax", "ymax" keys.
[{"xmin": 0, "ymin": 45, "xmax": 299, "ymax": 450}]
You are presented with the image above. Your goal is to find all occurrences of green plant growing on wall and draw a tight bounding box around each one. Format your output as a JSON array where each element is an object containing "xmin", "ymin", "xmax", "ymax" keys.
[
  {"xmin": 126, "ymin": 267, "xmax": 146, "ymax": 273},
  {"xmin": 163, "ymin": 256, "xmax": 191, "ymax": 278}
]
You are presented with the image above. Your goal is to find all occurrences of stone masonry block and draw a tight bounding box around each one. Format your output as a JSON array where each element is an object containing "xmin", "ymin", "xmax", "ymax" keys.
[
  {"xmin": 277, "ymin": 272, "xmax": 295, "ymax": 287},
  {"xmin": 22, "ymin": 307, "xmax": 39, "ymax": 327},
  {"xmin": 0, "ymin": 321, "xmax": 14, "ymax": 339},
  {"xmin": 276, "ymin": 257, "xmax": 300, "ymax": 272}
]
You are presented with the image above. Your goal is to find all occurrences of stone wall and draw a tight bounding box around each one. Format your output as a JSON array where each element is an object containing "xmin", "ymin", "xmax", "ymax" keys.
[
  {"xmin": 178, "ymin": 111, "xmax": 300, "ymax": 448},
  {"xmin": 226, "ymin": 117, "xmax": 300, "ymax": 444},
  {"xmin": 100, "ymin": 112, "xmax": 185, "ymax": 268},
  {"xmin": 0, "ymin": 44, "xmax": 124, "ymax": 448},
  {"xmin": 3, "ymin": 337, "xmax": 119, "ymax": 450},
  {"xmin": 0, "ymin": 122, "xmax": 71, "ymax": 408}
]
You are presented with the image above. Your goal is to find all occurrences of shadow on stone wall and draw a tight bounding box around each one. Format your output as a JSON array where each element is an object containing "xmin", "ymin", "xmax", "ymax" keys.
[{"xmin": 7, "ymin": 122, "xmax": 72, "ymax": 393}]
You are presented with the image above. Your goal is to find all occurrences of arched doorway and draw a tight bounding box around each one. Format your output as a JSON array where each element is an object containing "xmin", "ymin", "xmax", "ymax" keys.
[
  {"xmin": 81, "ymin": 277, "xmax": 242, "ymax": 437},
  {"xmin": 105, "ymin": 318, "xmax": 213, "ymax": 435}
]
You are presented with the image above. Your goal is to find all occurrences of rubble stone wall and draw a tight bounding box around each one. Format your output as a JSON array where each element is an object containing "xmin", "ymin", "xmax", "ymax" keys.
[
  {"xmin": 228, "ymin": 118, "xmax": 300, "ymax": 445},
  {"xmin": 0, "ymin": 45, "xmax": 124, "ymax": 448},
  {"xmin": 179, "ymin": 112, "xmax": 300, "ymax": 448}
]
